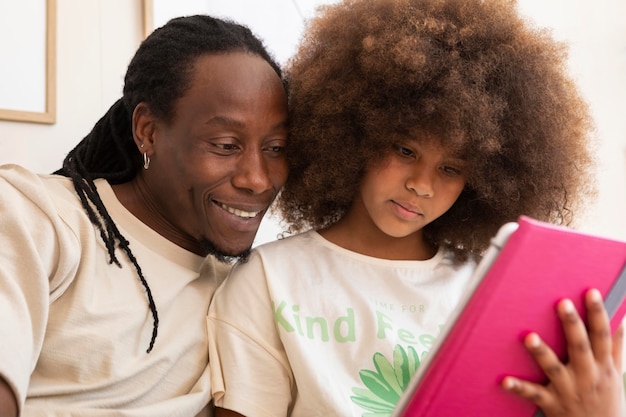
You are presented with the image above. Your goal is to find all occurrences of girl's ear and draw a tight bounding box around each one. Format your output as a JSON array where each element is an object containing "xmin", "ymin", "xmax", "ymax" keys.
[{"xmin": 131, "ymin": 102, "xmax": 156, "ymax": 154}]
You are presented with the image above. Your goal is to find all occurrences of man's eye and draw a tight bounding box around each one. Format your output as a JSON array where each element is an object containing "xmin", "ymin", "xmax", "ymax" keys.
[
  {"xmin": 216, "ymin": 143, "xmax": 238, "ymax": 151},
  {"xmin": 209, "ymin": 141, "xmax": 240, "ymax": 154},
  {"xmin": 264, "ymin": 139, "xmax": 287, "ymax": 156}
]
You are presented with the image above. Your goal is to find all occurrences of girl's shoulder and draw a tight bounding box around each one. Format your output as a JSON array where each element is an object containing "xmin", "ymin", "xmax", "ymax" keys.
[{"xmin": 253, "ymin": 230, "xmax": 477, "ymax": 274}]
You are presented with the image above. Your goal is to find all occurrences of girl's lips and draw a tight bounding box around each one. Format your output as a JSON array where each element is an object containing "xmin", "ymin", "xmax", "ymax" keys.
[{"xmin": 393, "ymin": 200, "xmax": 423, "ymax": 216}]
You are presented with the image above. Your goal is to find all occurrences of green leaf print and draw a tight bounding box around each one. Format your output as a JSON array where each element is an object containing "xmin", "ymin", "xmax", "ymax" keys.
[
  {"xmin": 359, "ymin": 369, "xmax": 399, "ymax": 402},
  {"xmin": 405, "ymin": 345, "xmax": 420, "ymax": 375},
  {"xmin": 373, "ymin": 353, "xmax": 403, "ymax": 396},
  {"xmin": 352, "ymin": 396, "xmax": 396, "ymax": 413},
  {"xmin": 393, "ymin": 346, "xmax": 410, "ymax": 389},
  {"xmin": 362, "ymin": 414, "xmax": 394, "ymax": 417},
  {"xmin": 351, "ymin": 388, "xmax": 396, "ymax": 409},
  {"xmin": 350, "ymin": 345, "xmax": 422, "ymax": 417}
]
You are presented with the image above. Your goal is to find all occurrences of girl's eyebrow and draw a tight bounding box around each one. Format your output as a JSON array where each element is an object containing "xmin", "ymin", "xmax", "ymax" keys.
[
  {"xmin": 447, "ymin": 152, "xmax": 466, "ymax": 160},
  {"xmin": 444, "ymin": 155, "xmax": 468, "ymax": 165},
  {"xmin": 407, "ymin": 140, "xmax": 467, "ymax": 161}
]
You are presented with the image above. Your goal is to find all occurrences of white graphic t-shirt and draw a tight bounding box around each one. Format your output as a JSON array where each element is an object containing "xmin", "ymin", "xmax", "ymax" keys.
[{"xmin": 208, "ymin": 230, "xmax": 477, "ymax": 417}]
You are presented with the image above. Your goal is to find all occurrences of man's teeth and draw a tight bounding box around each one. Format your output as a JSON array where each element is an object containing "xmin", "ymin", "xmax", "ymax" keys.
[{"xmin": 219, "ymin": 203, "xmax": 260, "ymax": 219}]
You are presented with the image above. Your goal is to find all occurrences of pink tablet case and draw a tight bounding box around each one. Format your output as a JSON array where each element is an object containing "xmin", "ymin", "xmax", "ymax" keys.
[{"xmin": 393, "ymin": 215, "xmax": 626, "ymax": 417}]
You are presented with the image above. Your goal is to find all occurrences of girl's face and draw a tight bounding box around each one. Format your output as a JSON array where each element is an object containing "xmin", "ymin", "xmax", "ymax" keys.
[{"xmin": 356, "ymin": 137, "xmax": 467, "ymax": 240}]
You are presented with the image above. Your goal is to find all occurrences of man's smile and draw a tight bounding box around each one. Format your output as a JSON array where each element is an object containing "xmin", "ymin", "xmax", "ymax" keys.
[{"xmin": 217, "ymin": 201, "xmax": 262, "ymax": 219}]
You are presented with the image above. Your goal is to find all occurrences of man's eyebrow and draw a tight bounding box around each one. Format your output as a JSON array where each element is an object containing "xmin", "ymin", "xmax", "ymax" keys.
[
  {"xmin": 205, "ymin": 116, "xmax": 288, "ymax": 132},
  {"xmin": 205, "ymin": 115, "xmax": 246, "ymax": 128}
]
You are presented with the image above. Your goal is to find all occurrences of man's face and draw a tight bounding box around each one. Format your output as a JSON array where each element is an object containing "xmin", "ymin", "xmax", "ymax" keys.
[{"xmin": 140, "ymin": 52, "xmax": 288, "ymax": 260}]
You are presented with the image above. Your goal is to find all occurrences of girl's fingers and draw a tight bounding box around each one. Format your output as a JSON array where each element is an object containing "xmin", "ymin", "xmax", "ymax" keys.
[
  {"xmin": 611, "ymin": 323, "xmax": 623, "ymax": 372},
  {"xmin": 504, "ymin": 290, "xmax": 624, "ymax": 417},
  {"xmin": 558, "ymin": 298, "xmax": 594, "ymax": 376},
  {"xmin": 522, "ymin": 332, "xmax": 574, "ymax": 397},
  {"xmin": 502, "ymin": 375, "xmax": 558, "ymax": 414},
  {"xmin": 584, "ymin": 289, "xmax": 613, "ymax": 362}
]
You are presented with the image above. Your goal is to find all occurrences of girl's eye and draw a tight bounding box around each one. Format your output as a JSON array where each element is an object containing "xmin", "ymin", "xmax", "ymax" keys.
[
  {"xmin": 441, "ymin": 165, "xmax": 463, "ymax": 176},
  {"xmin": 393, "ymin": 144, "xmax": 415, "ymax": 157}
]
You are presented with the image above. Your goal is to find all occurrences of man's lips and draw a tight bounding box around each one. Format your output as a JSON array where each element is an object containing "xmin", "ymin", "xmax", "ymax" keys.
[{"xmin": 216, "ymin": 201, "xmax": 263, "ymax": 219}]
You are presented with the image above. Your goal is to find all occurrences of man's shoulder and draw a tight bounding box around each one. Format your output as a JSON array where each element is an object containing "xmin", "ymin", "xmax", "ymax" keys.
[
  {"xmin": 0, "ymin": 163, "xmax": 40, "ymax": 186},
  {"xmin": 0, "ymin": 163, "xmax": 73, "ymax": 196},
  {"xmin": 0, "ymin": 164, "xmax": 95, "ymax": 232}
]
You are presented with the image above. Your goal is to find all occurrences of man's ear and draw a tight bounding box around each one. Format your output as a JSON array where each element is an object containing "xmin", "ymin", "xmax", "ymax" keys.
[{"xmin": 132, "ymin": 102, "xmax": 156, "ymax": 154}]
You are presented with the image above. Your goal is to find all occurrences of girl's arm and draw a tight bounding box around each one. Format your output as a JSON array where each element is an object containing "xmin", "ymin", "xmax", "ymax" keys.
[
  {"xmin": 0, "ymin": 377, "xmax": 18, "ymax": 417},
  {"xmin": 216, "ymin": 408, "xmax": 246, "ymax": 417},
  {"xmin": 502, "ymin": 288, "xmax": 624, "ymax": 417}
]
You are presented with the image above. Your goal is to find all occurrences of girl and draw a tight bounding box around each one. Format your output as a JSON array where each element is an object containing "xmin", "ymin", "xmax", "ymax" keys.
[{"xmin": 208, "ymin": 0, "xmax": 623, "ymax": 416}]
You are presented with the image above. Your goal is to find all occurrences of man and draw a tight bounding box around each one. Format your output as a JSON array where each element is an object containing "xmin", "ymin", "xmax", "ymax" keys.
[{"xmin": 0, "ymin": 15, "xmax": 288, "ymax": 416}]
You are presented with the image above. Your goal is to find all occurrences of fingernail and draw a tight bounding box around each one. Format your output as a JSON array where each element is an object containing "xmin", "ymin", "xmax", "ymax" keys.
[
  {"xmin": 588, "ymin": 288, "xmax": 602, "ymax": 302},
  {"xmin": 561, "ymin": 299, "xmax": 575, "ymax": 313},
  {"xmin": 526, "ymin": 333, "xmax": 541, "ymax": 348},
  {"xmin": 503, "ymin": 377, "xmax": 518, "ymax": 390}
]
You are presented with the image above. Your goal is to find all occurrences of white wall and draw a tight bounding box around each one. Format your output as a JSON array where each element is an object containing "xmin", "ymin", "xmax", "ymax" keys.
[
  {"xmin": 516, "ymin": 0, "xmax": 626, "ymax": 240},
  {"xmin": 0, "ymin": 0, "xmax": 47, "ymax": 112},
  {"xmin": 0, "ymin": 0, "xmax": 142, "ymax": 174},
  {"xmin": 151, "ymin": 0, "xmax": 341, "ymax": 66},
  {"xmin": 0, "ymin": 0, "xmax": 624, "ymax": 245}
]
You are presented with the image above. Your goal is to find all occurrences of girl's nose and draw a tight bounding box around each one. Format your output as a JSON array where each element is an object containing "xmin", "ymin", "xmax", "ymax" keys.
[{"xmin": 405, "ymin": 166, "xmax": 434, "ymax": 198}]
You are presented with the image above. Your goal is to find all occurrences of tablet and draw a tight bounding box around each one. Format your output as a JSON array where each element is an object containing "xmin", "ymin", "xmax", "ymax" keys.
[{"xmin": 392, "ymin": 215, "xmax": 626, "ymax": 417}]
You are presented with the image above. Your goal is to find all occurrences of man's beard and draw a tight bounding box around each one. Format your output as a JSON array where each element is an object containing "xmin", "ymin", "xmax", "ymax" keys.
[{"xmin": 199, "ymin": 238, "xmax": 251, "ymax": 264}]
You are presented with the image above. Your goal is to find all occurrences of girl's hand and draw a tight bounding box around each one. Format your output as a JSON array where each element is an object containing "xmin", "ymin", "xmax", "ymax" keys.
[{"xmin": 502, "ymin": 288, "xmax": 624, "ymax": 417}]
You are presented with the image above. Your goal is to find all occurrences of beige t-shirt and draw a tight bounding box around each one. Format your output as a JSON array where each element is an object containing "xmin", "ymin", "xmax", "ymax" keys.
[
  {"xmin": 208, "ymin": 230, "xmax": 477, "ymax": 417},
  {"xmin": 0, "ymin": 164, "xmax": 230, "ymax": 417}
]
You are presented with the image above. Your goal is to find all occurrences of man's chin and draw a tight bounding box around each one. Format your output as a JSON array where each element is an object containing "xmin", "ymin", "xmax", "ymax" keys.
[{"xmin": 199, "ymin": 238, "xmax": 252, "ymax": 264}]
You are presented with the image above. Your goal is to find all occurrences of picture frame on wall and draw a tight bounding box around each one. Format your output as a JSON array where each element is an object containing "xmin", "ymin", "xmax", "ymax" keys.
[{"xmin": 0, "ymin": 0, "xmax": 56, "ymax": 124}]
